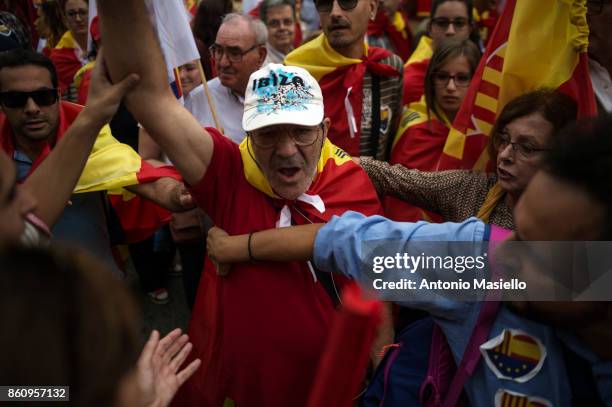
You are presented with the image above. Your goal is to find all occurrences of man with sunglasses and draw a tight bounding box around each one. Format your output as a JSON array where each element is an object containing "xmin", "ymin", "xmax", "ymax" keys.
[
  {"xmin": 97, "ymin": 0, "xmax": 383, "ymax": 402},
  {"xmin": 587, "ymin": 0, "xmax": 612, "ymax": 113},
  {"xmin": 201, "ymin": 13, "xmax": 268, "ymax": 143},
  {"xmin": 0, "ymin": 47, "xmax": 141, "ymax": 246},
  {"xmin": 285, "ymin": 0, "xmax": 404, "ymax": 161},
  {"xmin": 0, "ymin": 49, "xmax": 191, "ymax": 276}
]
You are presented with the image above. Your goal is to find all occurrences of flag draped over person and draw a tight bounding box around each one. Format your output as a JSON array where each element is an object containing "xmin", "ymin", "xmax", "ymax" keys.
[
  {"xmin": 402, "ymin": 35, "xmax": 433, "ymax": 105},
  {"xmin": 285, "ymin": 34, "xmax": 399, "ymax": 156},
  {"xmin": 0, "ymin": 102, "xmax": 181, "ymax": 242},
  {"xmin": 437, "ymin": 0, "xmax": 597, "ymax": 171},
  {"xmin": 240, "ymin": 137, "xmax": 382, "ymax": 228}
]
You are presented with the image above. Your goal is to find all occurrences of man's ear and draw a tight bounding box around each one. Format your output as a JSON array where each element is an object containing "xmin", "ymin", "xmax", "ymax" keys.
[
  {"xmin": 369, "ymin": 0, "xmax": 379, "ymax": 20},
  {"xmin": 322, "ymin": 117, "xmax": 331, "ymax": 141},
  {"xmin": 257, "ymin": 45, "xmax": 268, "ymax": 67}
]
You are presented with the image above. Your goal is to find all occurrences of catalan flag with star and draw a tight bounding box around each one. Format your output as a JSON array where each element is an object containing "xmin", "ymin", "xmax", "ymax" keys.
[{"xmin": 436, "ymin": 0, "xmax": 597, "ymax": 171}]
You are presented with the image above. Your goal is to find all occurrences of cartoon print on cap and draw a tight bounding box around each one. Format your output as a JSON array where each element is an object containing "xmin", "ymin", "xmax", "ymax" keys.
[
  {"xmin": 252, "ymin": 67, "xmax": 314, "ymax": 116},
  {"xmin": 480, "ymin": 329, "xmax": 547, "ymax": 383}
]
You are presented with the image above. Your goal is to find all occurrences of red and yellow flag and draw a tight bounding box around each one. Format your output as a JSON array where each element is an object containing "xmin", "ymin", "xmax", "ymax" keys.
[
  {"xmin": 49, "ymin": 31, "xmax": 85, "ymax": 93},
  {"xmin": 437, "ymin": 0, "xmax": 597, "ymax": 171}
]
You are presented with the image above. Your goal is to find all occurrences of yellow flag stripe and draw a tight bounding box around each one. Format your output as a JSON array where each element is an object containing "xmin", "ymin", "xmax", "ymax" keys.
[
  {"xmin": 482, "ymin": 66, "xmax": 503, "ymax": 86},
  {"xmin": 442, "ymin": 128, "xmax": 466, "ymax": 159},
  {"xmin": 475, "ymin": 92, "xmax": 499, "ymax": 116}
]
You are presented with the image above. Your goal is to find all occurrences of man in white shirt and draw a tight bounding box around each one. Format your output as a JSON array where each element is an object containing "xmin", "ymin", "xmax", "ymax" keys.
[
  {"xmin": 203, "ymin": 13, "xmax": 268, "ymax": 143},
  {"xmin": 261, "ymin": 0, "xmax": 296, "ymax": 66}
]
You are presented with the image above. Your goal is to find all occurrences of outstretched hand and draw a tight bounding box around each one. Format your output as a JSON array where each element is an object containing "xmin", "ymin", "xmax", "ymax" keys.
[
  {"xmin": 85, "ymin": 47, "xmax": 140, "ymax": 126},
  {"xmin": 138, "ymin": 329, "xmax": 201, "ymax": 407}
]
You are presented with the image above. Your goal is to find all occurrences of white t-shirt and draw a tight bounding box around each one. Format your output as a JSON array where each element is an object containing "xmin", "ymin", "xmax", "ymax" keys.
[{"xmin": 185, "ymin": 79, "xmax": 247, "ymax": 144}]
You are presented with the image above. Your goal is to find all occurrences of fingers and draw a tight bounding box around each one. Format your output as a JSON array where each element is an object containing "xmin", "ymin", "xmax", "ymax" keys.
[
  {"xmin": 154, "ymin": 328, "xmax": 183, "ymax": 363},
  {"xmin": 176, "ymin": 359, "xmax": 202, "ymax": 387},
  {"xmin": 113, "ymin": 73, "xmax": 140, "ymax": 96},
  {"xmin": 161, "ymin": 334, "xmax": 190, "ymax": 366},
  {"xmin": 216, "ymin": 263, "xmax": 231, "ymax": 277},
  {"xmin": 179, "ymin": 192, "xmax": 195, "ymax": 209},
  {"xmin": 168, "ymin": 341, "xmax": 193, "ymax": 374},
  {"xmin": 138, "ymin": 329, "xmax": 159, "ymax": 368}
]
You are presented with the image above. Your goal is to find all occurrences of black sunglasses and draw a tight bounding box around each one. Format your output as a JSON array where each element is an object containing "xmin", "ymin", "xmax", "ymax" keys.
[
  {"xmin": 315, "ymin": 0, "xmax": 359, "ymax": 12},
  {"xmin": 0, "ymin": 89, "xmax": 59, "ymax": 108}
]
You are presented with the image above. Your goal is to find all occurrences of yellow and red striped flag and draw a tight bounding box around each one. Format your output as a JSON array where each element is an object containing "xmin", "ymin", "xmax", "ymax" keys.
[{"xmin": 437, "ymin": 0, "xmax": 597, "ymax": 171}]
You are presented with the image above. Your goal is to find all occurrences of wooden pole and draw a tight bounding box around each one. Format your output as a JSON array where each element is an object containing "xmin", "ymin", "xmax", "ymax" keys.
[{"xmin": 195, "ymin": 59, "xmax": 224, "ymax": 133}]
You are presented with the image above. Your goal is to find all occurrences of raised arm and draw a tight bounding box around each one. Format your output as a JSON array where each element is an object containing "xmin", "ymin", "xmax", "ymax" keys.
[
  {"xmin": 97, "ymin": 0, "xmax": 212, "ymax": 185},
  {"xmin": 22, "ymin": 55, "xmax": 138, "ymax": 227}
]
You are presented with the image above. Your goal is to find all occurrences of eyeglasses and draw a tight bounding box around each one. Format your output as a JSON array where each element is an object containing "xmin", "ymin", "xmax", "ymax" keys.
[
  {"xmin": 0, "ymin": 89, "xmax": 58, "ymax": 108},
  {"xmin": 587, "ymin": 0, "xmax": 612, "ymax": 15},
  {"xmin": 268, "ymin": 17, "xmax": 295, "ymax": 29},
  {"xmin": 249, "ymin": 126, "xmax": 321, "ymax": 149},
  {"xmin": 432, "ymin": 72, "xmax": 471, "ymax": 87},
  {"xmin": 315, "ymin": 0, "xmax": 359, "ymax": 13},
  {"xmin": 494, "ymin": 131, "xmax": 551, "ymax": 159},
  {"xmin": 209, "ymin": 43, "xmax": 259, "ymax": 64},
  {"xmin": 431, "ymin": 17, "xmax": 469, "ymax": 31},
  {"xmin": 66, "ymin": 9, "xmax": 88, "ymax": 20}
]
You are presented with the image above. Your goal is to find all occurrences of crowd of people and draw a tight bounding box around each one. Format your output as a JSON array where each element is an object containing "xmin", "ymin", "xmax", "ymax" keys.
[{"xmin": 0, "ymin": 0, "xmax": 611, "ymax": 406}]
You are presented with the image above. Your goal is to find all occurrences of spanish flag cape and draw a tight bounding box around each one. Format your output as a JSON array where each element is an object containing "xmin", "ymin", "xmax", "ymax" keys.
[
  {"xmin": 437, "ymin": 0, "xmax": 597, "ymax": 171},
  {"xmin": 49, "ymin": 31, "xmax": 87, "ymax": 93},
  {"xmin": 367, "ymin": 10, "xmax": 413, "ymax": 61},
  {"xmin": 384, "ymin": 96, "xmax": 445, "ymax": 222},
  {"xmin": 402, "ymin": 35, "xmax": 433, "ymax": 105},
  {"xmin": 0, "ymin": 101, "xmax": 181, "ymax": 242},
  {"xmin": 239, "ymin": 136, "xmax": 382, "ymax": 225},
  {"xmin": 285, "ymin": 34, "xmax": 400, "ymax": 156}
]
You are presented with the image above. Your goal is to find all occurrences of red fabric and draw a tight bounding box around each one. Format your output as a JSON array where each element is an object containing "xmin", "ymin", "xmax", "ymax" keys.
[
  {"xmin": 417, "ymin": 0, "xmax": 432, "ymax": 17},
  {"xmin": 174, "ymin": 129, "xmax": 382, "ymax": 407},
  {"xmin": 384, "ymin": 118, "xmax": 446, "ymax": 222},
  {"xmin": 367, "ymin": 11, "xmax": 413, "ymax": 62},
  {"xmin": 108, "ymin": 161, "xmax": 182, "ymax": 243},
  {"xmin": 49, "ymin": 46, "xmax": 83, "ymax": 92},
  {"xmin": 402, "ymin": 58, "xmax": 429, "ymax": 105},
  {"xmin": 558, "ymin": 52, "xmax": 598, "ymax": 119},
  {"xmin": 306, "ymin": 284, "xmax": 382, "ymax": 407},
  {"xmin": 320, "ymin": 47, "xmax": 400, "ymax": 156}
]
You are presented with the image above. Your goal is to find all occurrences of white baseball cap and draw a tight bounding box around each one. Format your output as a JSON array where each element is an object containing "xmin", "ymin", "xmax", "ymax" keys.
[{"xmin": 242, "ymin": 63, "xmax": 324, "ymax": 132}]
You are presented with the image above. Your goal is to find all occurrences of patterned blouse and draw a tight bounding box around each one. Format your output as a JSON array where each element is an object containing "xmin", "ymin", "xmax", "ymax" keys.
[{"xmin": 361, "ymin": 157, "xmax": 515, "ymax": 230}]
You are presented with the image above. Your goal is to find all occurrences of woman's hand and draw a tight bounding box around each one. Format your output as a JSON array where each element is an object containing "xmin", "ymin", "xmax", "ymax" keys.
[{"xmin": 138, "ymin": 329, "xmax": 201, "ymax": 407}]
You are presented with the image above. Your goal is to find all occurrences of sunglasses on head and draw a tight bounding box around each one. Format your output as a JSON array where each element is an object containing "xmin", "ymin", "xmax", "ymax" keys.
[
  {"xmin": 0, "ymin": 89, "xmax": 58, "ymax": 108},
  {"xmin": 315, "ymin": 0, "xmax": 359, "ymax": 12}
]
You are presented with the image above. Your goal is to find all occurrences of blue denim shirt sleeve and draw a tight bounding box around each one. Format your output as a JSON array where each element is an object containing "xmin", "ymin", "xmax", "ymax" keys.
[
  {"xmin": 314, "ymin": 211, "xmax": 487, "ymax": 278},
  {"xmin": 313, "ymin": 211, "xmax": 487, "ymax": 319}
]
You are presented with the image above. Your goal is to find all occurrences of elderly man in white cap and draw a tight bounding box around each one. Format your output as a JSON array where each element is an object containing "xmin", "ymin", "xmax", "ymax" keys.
[{"xmin": 98, "ymin": 0, "xmax": 385, "ymax": 404}]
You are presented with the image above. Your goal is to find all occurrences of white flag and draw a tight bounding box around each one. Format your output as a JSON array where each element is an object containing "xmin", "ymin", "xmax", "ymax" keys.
[{"xmin": 145, "ymin": 0, "xmax": 200, "ymax": 80}]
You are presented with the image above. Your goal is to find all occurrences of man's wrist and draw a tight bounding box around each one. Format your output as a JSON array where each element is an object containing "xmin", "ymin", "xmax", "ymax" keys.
[{"xmin": 78, "ymin": 106, "xmax": 110, "ymax": 130}]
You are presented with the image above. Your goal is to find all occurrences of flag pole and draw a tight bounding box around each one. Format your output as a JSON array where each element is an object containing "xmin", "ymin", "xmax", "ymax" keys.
[{"xmin": 196, "ymin": 59, "xmax": 224, "ymax": 134}]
